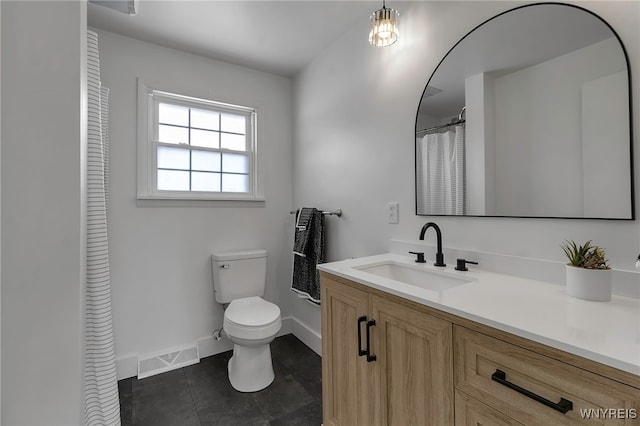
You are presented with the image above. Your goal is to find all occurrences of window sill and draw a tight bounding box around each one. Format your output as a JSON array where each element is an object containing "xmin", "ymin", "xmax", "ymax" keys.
[{"xmin": 136, "ymin": 194, "xmax": 265, "ymax": 208}]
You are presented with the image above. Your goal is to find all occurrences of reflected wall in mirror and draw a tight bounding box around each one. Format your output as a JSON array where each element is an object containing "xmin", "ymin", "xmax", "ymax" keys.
[{"xmin": 415, "ymin": 3, "xmax": 634, "ymax": 219}]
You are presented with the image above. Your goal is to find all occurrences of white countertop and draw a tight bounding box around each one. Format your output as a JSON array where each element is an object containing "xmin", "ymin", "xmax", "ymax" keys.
[{"xmin": 318, "ymin": 253, "xmax": 640, "ymax": 376}]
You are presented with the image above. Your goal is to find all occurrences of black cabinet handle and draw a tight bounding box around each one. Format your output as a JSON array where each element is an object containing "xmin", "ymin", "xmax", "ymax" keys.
[
  {"xmin": 491, "ymin": 369, "xmax": 573, "ymax": 414},
  {"xmin": 357, "ymin": 316, "xmax": 367, "ymax": 357},
  {"xmin": 366, "ymin": 319, "xmax": 377, "ymax": 362}
]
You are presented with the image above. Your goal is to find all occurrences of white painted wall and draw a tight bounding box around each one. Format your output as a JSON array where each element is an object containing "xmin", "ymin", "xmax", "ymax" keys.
[
  {"xmin": 1, "ymin": 1, "xmax": 87, "ymax": 424},
  {"xmin": 93, "ymin": 30, "xmax": 294, "ymax": 374},
  {"xmin": 0, "ymin": 1, "xmax": 3, "ymax": 418},
  {"xmin": 416, "ymin": 112, "xmax": 440, "ymax": 131},
  {"xmin": 582, "ymin": 71, "xmax": 630, "ymax": 218},
  {"xmin": 292, "ymin": 1, "xmax": 640, "ymax": 338},
  {"xmin": 0, "ymin": 0, "xmax": 3, "ymax": 419},
  {"xmin": 465, "ymin": 72, "xmax": 496, "ymax": 216},
  {"xmin": 493, "ymin": 37, "xmax": 627, "ymax": 217}
]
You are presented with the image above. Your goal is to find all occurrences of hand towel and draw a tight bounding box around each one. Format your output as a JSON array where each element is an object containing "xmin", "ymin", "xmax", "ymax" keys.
[
  {"xmin": 291, "ymin": 208, "xmax": 325, "ymax": 305},
  {"xmin": 293, "ymin": 207, "xmax": 315, "ymax": 257}
]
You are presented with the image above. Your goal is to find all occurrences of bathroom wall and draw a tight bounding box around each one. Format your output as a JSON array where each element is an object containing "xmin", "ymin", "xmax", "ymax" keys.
[
  {"xmin": 94, "ymin": 29, "xmax": 295, "ymax": 376},
  {"xmin": 292, "ymin": 1, "xmax": 640, "ymax": 338},
  {"xmin": 493, "ymin": 37, "xmax": 628, "ymax": 217},
  {"xmin": 0, "ymin": 1, "xmax": 3, "ymax": 419},
  {"xmin": 1, "ymin": 1, "xmax": 87, "ymax": 424}
]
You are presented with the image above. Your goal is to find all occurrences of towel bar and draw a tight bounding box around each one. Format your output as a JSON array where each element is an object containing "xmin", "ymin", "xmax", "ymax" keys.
[{"xmin": 289, "ymin": 208, "xmax": 342, "ymax": 217}]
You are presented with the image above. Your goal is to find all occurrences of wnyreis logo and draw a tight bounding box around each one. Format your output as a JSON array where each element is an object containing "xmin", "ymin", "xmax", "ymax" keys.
[{"xmin": 580, "ymin": 408, "xmax": 637, "ymax": 420}]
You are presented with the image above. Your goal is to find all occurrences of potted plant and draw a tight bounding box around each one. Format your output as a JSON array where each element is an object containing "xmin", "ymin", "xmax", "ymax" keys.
[{"xmin": 561, "ymin": 240, "xmax": 612, "ymax": 301}]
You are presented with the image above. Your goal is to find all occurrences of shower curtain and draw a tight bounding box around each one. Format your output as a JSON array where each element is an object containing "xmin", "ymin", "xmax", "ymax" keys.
[
  {"xmin": 85, "ymin": 30, "xmax": 121, "ymax": 426},
  {"xmin": 416, "ymin": 124, "xmax": 465, "ymax": 215}
]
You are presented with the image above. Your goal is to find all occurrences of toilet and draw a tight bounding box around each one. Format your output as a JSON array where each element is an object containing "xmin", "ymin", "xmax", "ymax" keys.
[{"xmin": 211, "ymin": 249, "xmax": 281, "ymax": 392}]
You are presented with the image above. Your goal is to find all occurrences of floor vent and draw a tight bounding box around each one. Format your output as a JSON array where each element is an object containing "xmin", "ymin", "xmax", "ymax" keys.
[{"xmin": 138, "ymin": 346, "xmax": 199, "ymax": 379}]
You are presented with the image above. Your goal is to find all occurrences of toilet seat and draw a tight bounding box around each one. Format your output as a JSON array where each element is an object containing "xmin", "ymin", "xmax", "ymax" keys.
[
  {"xmin": 226, "ymin": 296, "xmax": 280, "ymax": 326},
  {"xmin": 224, "ymin": 296, "xmax": 281, "ymax": 341}
]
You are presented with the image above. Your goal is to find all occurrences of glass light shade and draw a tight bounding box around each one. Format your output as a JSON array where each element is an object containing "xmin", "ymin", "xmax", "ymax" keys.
[{"xmin": 369, "ymin": 7, "xmax": 399, "ymax": 47}]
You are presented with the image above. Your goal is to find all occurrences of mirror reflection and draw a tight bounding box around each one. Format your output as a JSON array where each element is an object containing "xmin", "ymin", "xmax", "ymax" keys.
[{"xmin": 415, "ymin": 3, "xmax": 633, "ymax": 219}]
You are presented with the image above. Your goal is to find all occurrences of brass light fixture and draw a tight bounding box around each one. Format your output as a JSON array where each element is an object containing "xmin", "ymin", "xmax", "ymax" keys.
[{"xmin": 369, "ymin": 0, "xmax": 399, "ymax": 47}]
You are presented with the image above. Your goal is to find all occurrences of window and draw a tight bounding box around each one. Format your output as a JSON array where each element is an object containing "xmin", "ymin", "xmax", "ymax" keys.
[{"xmin": 137, "ymin": 81, "xmax": 262, "ymax": 201}]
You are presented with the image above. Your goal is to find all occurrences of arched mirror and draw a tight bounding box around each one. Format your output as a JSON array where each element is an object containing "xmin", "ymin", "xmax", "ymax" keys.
[{"xmin": 415, "ymin": 3, "xmax": 634, "ymax": 219}]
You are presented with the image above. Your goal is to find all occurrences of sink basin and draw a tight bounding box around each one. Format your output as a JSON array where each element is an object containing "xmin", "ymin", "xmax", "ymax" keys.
[{"xmin": 354, "ymin": 260, "xmax": 473, "ymax": 292}]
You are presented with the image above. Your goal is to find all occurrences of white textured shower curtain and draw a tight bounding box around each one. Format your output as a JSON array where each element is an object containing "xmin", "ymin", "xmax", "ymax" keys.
[
  {"xmin": 85, "ymin": 30, "xmax": 121, "ymax": 426},
  {"xmin": 416, "ymin": 124, "xmax": 465, "ymax": 215}
]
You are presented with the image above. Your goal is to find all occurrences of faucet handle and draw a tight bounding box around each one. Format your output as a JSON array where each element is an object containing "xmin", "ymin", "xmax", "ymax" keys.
[
  {"xmin": 455, "ymin": 258, "xmax": 478, "ymax": 271},
  {"xmin": 409, "ymin": 251, "xmax": 426, "ymax": 263}
]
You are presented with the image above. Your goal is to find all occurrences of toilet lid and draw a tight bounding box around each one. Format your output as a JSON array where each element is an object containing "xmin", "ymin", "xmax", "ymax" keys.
[{"xmin": 225, "ymin": 297, "xmax": 280, "ymax": 327}]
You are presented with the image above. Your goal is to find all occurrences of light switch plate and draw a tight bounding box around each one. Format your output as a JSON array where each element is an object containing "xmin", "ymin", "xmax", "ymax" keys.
[{"xmin": 388, "ymin": 202, "xmax": 399, "ymax": 224}]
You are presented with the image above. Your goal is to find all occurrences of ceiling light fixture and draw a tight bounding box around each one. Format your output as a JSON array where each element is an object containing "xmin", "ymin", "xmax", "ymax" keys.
[{"xmin": 369, "ymin": 0, "xmax": 399, "ymax": 47}]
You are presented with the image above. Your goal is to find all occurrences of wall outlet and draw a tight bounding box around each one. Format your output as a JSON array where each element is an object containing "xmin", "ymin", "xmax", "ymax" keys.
[{"xmin": 388, "ymin": 202, "xmax": 399, "ymax": 224}]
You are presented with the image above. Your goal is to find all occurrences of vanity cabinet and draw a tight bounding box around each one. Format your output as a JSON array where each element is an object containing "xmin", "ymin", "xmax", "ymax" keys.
[
  {"xmin": 455, "ymin": 326, "xmax": 640, "ymax": 426},
  {"xmin": 321, "ymin": 274, "xmax": 454, "ymax": 426},
  {"xmin": 321, "ymin": 272, "xmax": 640, "ymax": 426}
]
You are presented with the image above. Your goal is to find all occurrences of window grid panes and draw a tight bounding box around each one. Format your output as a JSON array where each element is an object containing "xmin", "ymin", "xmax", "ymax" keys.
[
  {"xmin": 154, "ymin": 100, "xmax": 252, "ymax": 194},
  {"xmin": 157, "ymin": 103, "xmax": 247, "ymax": 152}
]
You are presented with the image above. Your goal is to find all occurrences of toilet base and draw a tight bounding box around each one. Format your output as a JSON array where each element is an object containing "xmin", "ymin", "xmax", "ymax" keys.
[{"xmin": 227, "ymin": 342, "xmax": 275, "ymax": 392}]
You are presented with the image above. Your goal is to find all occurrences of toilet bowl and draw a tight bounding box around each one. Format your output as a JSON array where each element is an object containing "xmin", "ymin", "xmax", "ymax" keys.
[
  {"xmin": 212, "ymin": 249, "xmax": 282, "ymax": 392},
  {"xmin": 223, "ymin": 296, "xmax": 282, "ymax": 392}
]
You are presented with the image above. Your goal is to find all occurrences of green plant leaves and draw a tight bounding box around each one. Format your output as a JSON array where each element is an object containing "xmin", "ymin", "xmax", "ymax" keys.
[{"xmin": 561, "ymin": 240, "xmax": 610, "ymax": 269}]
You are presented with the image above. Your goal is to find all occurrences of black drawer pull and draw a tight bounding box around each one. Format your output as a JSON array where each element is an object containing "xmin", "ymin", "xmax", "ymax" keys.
[
  {"xmin": 491, "ymin": 369, "xmax": 573, "ymax": 414},
  {"xmin": 366, "ymin": 319, "xmax": 377, "ymax": 362},
  {"xmin": 357, "ymin": 316, "xmax": 367, "ymax": 357}
]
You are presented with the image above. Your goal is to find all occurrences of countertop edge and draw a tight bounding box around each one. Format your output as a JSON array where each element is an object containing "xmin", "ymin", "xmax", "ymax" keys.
[{"xmin": 318, "ymin": 258, "xmax": 640, "ymax": 378}]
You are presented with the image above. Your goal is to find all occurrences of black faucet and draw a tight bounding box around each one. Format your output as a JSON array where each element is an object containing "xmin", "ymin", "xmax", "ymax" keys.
[{"xmin": 419, "ymin": 222, "xmax": 446, "ymax": 267}]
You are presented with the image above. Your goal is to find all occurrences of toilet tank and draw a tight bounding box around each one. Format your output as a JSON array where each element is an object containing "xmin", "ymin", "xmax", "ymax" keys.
[{"xmin": 211, "ymin": 249, "xmax": 267, "ymax": 304}]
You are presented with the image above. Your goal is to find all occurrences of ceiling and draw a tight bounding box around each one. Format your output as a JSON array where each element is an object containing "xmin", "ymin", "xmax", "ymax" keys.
[
  {"xmin": 418, "ymin": 3, "xmax": 618, "ymax": 118},
  {"xmin": 87, "ymin": 0, "xmax": 380, "ymax": 77}
]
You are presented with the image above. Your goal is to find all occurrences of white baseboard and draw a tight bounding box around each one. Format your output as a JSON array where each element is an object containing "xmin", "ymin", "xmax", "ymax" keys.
[
  {"xmin": 115, "ymin": 354, "xmax": 138, "ymax": 381},
  {"xmin": 290, "ymin": 317, "xmax": 322, "ymax": 356},
  {"xmin": 196, "ymin": 333, "xmax": 234, "ymax": 359},
  {"xmin": 279, "ymin": 315, "xmax": 294, "ymax": 336},
  {"xmin": 115, "ymin": 316, "xmax": 321, "ymax": 380}
]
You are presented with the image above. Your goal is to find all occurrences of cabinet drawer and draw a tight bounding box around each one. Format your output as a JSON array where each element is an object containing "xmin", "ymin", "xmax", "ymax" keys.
[
  {"xmin": 454, "ymin": 326, "xmax": 639, "ymax": 425},
  {"xmin": 455, "ymin": 390, "xmax": 524, "ymax": 426}
]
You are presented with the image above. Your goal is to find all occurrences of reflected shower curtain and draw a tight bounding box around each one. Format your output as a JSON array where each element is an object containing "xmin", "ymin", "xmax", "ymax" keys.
[
  {"xmin": 85, "ymin": 30, "xmax": 121, "ymax": 426},
  {"xmin": 416, "ymin": 124, "xmax": 465, "ymax": 215}
]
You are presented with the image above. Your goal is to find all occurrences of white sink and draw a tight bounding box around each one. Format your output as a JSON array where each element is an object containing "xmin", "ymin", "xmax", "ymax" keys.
[{"xmin": 354, "ymin": 260, "xmax": 473, "ymax": 292}]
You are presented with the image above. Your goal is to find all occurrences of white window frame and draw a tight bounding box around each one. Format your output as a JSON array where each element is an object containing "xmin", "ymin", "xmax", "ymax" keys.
[{"xmin": 137, "ymin": 79, "xmax": 263, "ymax": 201}]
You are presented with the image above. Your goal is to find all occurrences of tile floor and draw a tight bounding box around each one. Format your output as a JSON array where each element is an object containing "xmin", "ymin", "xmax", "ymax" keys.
[{"xmin": 118, "ymin": 334, "xmax": 322, "ymax": 426}]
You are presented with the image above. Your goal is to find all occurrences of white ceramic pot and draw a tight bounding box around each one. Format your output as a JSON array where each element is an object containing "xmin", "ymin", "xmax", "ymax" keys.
[{"xmin": 565, "ymin": 265, "xmax": 612, "ymax": 302}]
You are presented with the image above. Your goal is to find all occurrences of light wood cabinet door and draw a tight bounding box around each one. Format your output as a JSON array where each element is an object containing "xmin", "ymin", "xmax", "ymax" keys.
[
  {"xmin": 321, "ymin": 276, "xmax": 376, "ymax": 426},
  {"xmin": 370, "ymin": 294, "xmax": 454, "ymax": 426},
  {"xmin": 321, "ymin": 276, "xmax": 455, "ymax": 426}
]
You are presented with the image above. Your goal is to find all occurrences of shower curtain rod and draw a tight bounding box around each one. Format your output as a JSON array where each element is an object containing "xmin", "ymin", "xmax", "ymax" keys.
[
  {"xmin": 416, "ymin": 119, "xmax": 466, "ymax": 136},
  {"xmin": 416, "ymin": 106, "xmax": 466, "ymax": 136},
  {"xmin": 289, "ymin": 208, "xmax": 343, "ymax": 217}
]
